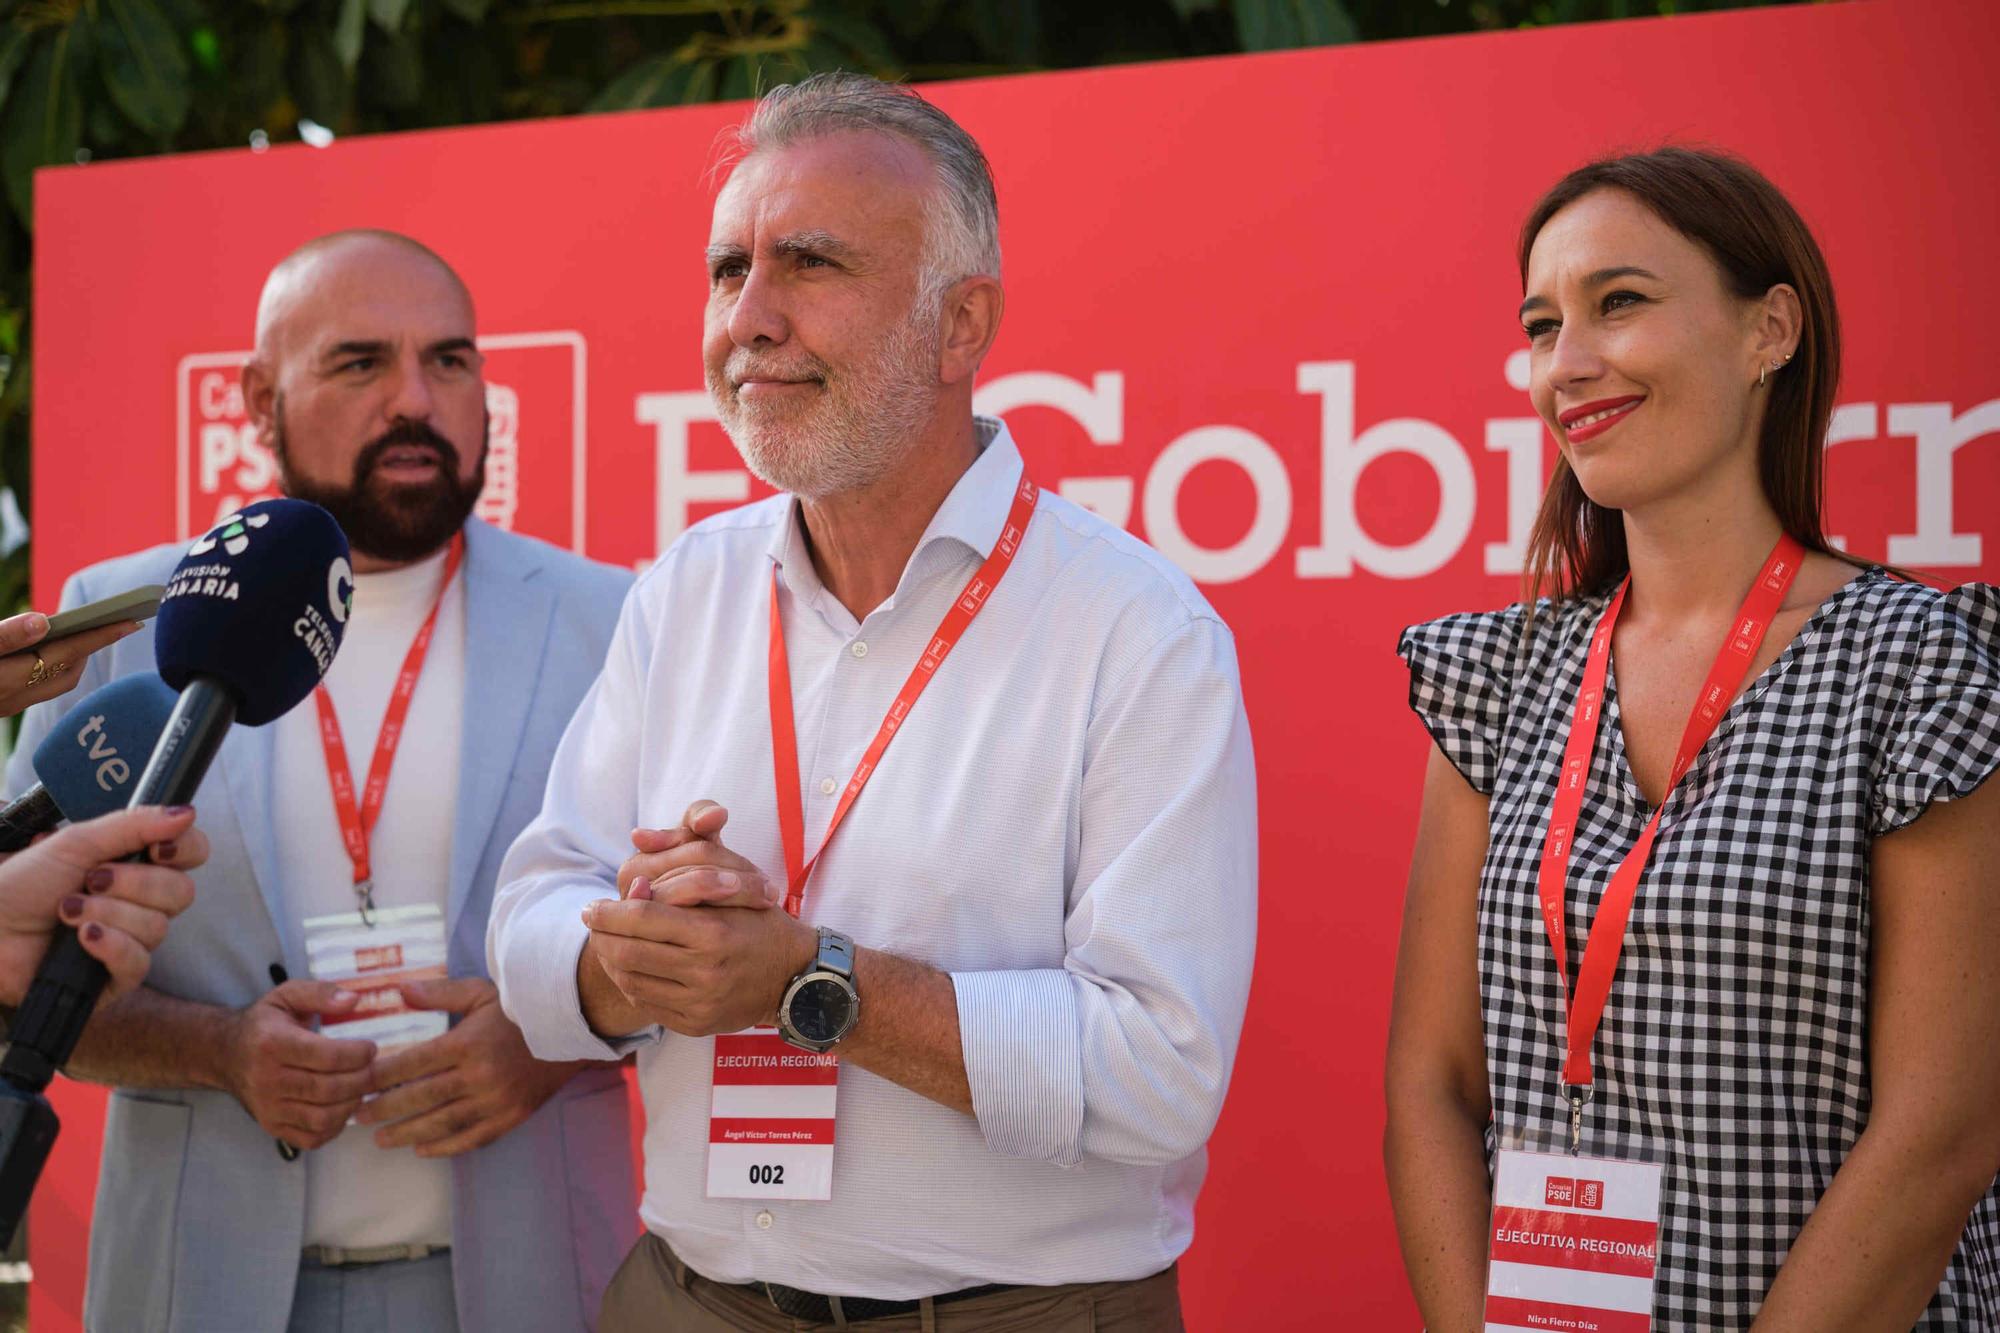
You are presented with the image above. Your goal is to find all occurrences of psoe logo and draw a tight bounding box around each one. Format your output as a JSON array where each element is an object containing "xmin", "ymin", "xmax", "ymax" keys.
[
  {"xmin": 1545, "ymin": 1176, "xmax": 1605, "ymax": 1210},
  {"xmin": 176, "ymin": 332, "xmax": 588, "ymax": 550},
  {"xmin": 188, "ymin": 511, "xmax": 270, "ymax": 557}
]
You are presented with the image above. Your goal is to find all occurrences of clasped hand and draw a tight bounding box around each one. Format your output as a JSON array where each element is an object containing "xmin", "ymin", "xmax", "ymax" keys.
[
  {"xmin": 583, "ymin": 800, "xmax": 815, "ymax": 1038},
  {"xmin": 224, "ymin": 975, "xmax": 580, "ymax": 1157}
]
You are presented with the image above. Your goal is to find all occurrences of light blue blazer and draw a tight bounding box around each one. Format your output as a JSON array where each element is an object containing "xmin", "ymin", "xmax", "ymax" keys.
[{"xmin": 7, "ymin": 518, "xmax": 639, "ymax": 1333}]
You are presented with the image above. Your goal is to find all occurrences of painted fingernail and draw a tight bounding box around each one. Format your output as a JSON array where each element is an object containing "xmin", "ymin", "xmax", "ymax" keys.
[
  {"xmin": 84, "ymin": 866, "xmax": 114, "ymax": 893},
  {"xmin": 152, "ymin": 841, "xmax": 178, "ymax": 862},
  {"xmin": 23, "ymin": 613, "xmax": 47, "ymax": 636},
  {"xmin": 84, "ymin": 923, "xmax": 105, "ymax": 943},
  {"xmin": 165, "ymin": 805, "xmax": 194, "ymax": 817},
  {"xmin": 60, "ymin": 895, "xmax": 86, "ymax": 922}
]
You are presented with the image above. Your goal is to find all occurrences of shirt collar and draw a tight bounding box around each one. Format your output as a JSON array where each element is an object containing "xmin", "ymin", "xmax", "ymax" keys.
[{"xmin": 766, "ymin": 416, "xmax": 1026, "ymax": 585}]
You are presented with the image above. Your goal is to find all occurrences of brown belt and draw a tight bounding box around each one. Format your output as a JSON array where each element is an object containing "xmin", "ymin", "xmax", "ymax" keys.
[{"xmin": 732, "ymin": 1278, "xmax": 1017, "ymax": 1324}]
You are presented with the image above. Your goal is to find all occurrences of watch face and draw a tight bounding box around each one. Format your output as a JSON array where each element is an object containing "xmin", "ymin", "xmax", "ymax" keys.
[{"xmin": 789, "ymin": 975, "xmax": 856, "ymax": 1045}]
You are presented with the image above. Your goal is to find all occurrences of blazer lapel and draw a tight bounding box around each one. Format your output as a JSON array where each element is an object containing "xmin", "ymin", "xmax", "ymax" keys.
[
  {"xmin": 447, "ymin": 521, "xmax": 555, "ymax": 945},
  {"xmin": 217, "ymin": 722, "xmax": 302, "ymax": 975}
]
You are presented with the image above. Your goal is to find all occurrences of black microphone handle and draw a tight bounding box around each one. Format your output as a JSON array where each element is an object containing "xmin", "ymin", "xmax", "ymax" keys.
[
  {"xmin": 0, "ymin": 787, "xmax": 59, "ymax": 855},
  {"xmin": 0, "ymin": 678, "xmax": 237, "ymax": 1092}
]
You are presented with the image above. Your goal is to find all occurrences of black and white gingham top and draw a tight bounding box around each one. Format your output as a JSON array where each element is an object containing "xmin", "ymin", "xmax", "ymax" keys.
[{"xmin": 1398, "ymin": 568, "xmax": 2000, "ymax": 1328}]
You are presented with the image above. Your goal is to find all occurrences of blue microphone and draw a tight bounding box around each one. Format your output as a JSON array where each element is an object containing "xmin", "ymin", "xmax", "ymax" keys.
[
  {"xmin": 0, "ymin": 500, "xmax": 351, "ymax": 1239},
  {"xmin": 0, "ymin": 675, "xmax": 181, "ymax": 853}
]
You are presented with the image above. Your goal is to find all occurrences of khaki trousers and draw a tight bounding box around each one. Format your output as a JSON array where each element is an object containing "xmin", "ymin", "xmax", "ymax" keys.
[{"xmin": 599, "ymin": 1232, "xmax": 1185, "ymax": 1332}]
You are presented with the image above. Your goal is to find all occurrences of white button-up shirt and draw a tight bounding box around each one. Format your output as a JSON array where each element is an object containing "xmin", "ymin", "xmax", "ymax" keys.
[{"xmin": 489, "ymin": 419, "xmax": 1257, "ymax": 1298}]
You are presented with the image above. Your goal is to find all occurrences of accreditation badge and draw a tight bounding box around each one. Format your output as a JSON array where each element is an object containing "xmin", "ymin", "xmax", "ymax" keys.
[
  {"xmin": 1484, "ymin": 1147, "xmax": 1663, "ymax": 1332},
  {"xmin": 301, "ymin": 903, "xmax": 450, "ymax": 1050},
  {"xmin": 705, "ymin": 1026, "xmax": 837, "ymax": 1201}
]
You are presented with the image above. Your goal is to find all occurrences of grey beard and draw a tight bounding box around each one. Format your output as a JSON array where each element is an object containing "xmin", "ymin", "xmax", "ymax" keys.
[{"xmin": 710, "ymin": 308, "xmax": 941, "ymax": 500}]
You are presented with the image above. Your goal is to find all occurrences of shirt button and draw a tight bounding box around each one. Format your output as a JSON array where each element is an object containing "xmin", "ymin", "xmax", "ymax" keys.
[
  {"xmin": 850, "ymin": 641, "xmax": 868, "ymax": 659},
  {"xmin": 755, "ymin": 1210, "xmax": 774, "ymax": 1231},
  {"xmin": 820, "ymin": 777, "xmax": 837, "ymax": 796}
]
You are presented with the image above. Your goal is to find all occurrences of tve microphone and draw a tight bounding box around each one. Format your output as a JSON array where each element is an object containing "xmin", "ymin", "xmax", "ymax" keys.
[
  {"xmin": 0, "ymin": 499, "xmax": 351, "ymax": 1240},
  {"xmin": 0, "ymin": 674, "xmax": 180, "ymax": 853}
]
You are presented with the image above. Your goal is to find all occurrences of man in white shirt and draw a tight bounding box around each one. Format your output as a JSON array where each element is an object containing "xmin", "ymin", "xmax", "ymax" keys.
[
  {"xmin": 490, "ymin": 73, "xmax": 1257, "ymax": 1331},
  {"xmin": 10, "ymin": 230, "xmax": 637, "ymax": 1332}
]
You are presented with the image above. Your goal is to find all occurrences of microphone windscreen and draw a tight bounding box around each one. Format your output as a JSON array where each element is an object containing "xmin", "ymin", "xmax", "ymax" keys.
[
  {"xmin": 154, "ymin": 499, "xmax": 353, "ymax": 725},
  {"xmin": 32, "ymin": 674, "xmax": 180, "ymax": 821}
]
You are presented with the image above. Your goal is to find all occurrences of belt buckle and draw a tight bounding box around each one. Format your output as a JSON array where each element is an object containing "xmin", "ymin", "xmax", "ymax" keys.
[{"xmin": 761, "ymin": 1282, "xmax": 834, "ymax": 1321}]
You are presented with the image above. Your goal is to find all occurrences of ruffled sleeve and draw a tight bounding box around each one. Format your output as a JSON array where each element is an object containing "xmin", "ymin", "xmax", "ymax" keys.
[
  {"xmin": 1869, "ymin": 582, "xmax": 2000, "ymax": 836},
  {"xmin": 1396, "ymin": 605, "xmax": 1525, "ymax": 797}
]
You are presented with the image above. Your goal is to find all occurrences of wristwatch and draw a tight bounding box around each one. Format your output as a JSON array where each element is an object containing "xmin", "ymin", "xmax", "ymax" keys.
[{"xmin": 776, "ymin": 927, "xmax": 859, "ymax": 1054}]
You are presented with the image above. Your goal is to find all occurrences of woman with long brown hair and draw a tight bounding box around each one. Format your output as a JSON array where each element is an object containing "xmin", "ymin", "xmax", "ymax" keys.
[{"xmin": 1386, "ymin": 147, "xmax": 2000, "ymax": 1329}]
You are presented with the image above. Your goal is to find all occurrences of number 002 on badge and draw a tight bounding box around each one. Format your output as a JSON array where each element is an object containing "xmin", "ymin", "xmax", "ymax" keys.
[
  {"xmin": 706, "ymin": 1027, "xmax": 838, "ymax": 1201},
  {"xmin": 1484, "ymin": 1147, "xmax": 1663, "ymax": 1332},
  {"xmin": 302, "ymin": 904, "xmax": 449, "ymax": 1049}
]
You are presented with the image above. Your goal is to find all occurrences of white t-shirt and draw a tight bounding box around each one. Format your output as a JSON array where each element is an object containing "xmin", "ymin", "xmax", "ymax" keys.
[{"xmin": 270, "ymin": 544, "xmax": 465, "ymax": 1250}]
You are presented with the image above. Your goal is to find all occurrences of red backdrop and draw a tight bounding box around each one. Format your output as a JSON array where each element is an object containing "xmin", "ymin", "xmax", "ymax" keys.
[{"xmin": 27, "ymin": 1, "xmax": 2000, "ymax": 1326}]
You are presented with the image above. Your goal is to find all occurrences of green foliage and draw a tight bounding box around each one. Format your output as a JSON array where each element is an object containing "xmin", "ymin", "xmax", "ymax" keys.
[{"xmin": 0, "ymin": 0, "xmax": 1784, "ymax": 614}]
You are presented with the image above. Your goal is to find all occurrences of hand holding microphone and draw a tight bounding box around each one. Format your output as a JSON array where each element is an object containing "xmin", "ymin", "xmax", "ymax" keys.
[
  {"xmin": 0, "ymin": 499, "xmax": 351, "ymax": 1242},
  {"xmin": 0, "ymin": 806, "xmax": 205, "ymax": 1004}
]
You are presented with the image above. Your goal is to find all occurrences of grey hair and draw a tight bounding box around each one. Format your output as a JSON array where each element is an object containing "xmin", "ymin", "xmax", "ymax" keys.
[{"xmin": 729, "ymin": 71, "xmax": 1001, "ymax": 310}]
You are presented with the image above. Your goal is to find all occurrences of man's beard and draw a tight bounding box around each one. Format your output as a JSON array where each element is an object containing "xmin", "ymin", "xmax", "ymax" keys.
[
  {"xmin": 274, "ymin": 401, "xmax": 488, "ymax": 563},
  {"xmin": 707, "ymin": 302, "xmax": 941, "ymax": 500}
]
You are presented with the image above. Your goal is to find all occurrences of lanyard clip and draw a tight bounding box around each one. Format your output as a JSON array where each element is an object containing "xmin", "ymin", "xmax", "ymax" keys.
[
  {"xmin": 1563, "ymin": 1083, "xmax": 1592, "ymax": 1156},
  {"xmin": 356, "ymin": 880, "xmax": 377, "ymax": 928}
]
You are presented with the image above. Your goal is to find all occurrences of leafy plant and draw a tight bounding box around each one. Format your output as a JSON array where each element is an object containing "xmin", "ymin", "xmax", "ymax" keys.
[{"xmin": 0, "ymin": 0, "xmax": 1778, "ymax": 626}]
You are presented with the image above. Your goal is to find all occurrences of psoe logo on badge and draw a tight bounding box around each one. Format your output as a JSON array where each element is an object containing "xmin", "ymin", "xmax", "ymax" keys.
[
  {"xmin": 1544, "ymin": 1177, "xmax": 1576, "ymax": 1207},
  {"xmin": 176, "ymin": 332, "xmax": 588, "ymax": 552},
  {"xmin": 1576, "ymin": 1178, "xmax": 1605, "ymax": 1210},
  {"xmin": 355, "ymin": 943, "xmax": 404, "ymax": 973}
]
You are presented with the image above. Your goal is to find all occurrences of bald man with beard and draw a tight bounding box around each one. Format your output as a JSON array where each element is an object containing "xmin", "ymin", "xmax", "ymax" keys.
[{"xmin": 7, "ymin": 230, "xmax": 637, "ymax": 1333}]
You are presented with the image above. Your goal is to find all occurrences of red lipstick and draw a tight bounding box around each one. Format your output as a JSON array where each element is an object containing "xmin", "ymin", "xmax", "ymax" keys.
[{"xmin": 1558, "ymin": 395, "xmax": 1644, "ymax": 444}]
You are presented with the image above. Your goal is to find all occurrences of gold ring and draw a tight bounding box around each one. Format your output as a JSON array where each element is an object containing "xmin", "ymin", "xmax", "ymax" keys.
[{"xmin": 24, "ymin": 651, "xmax": 49, "ymax": 688}]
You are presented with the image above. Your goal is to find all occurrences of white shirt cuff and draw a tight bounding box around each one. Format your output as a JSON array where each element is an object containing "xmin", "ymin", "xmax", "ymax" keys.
[
  {"xmin": 951, "ymin": 968, "xmax": 1083, "ymax": 1168},
  {"xmin": 495, "ymin": 881, "xmax": 662, "ymax": 1062}
]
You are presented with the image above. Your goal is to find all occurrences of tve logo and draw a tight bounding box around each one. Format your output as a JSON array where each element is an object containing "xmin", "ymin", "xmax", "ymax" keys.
[
  {"xmin": 175, "ymin": 332, "xmax": 588, "ymax": 551},
  {"xmin": 73, "ymin": 714, "xmax": 132, "ymax": 792}
]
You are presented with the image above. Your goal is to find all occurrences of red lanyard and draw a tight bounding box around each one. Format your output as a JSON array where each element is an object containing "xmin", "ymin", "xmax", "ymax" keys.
[
  {"xmin": 313, "ymin": 531, "xmax": 465, "ymax": 916},
  {"xmin": 1539, "ymin": 534, "xmax": 1804, "ymax": 1113},
  {"xmin": 767, "ymin": 473, "xmax": 1040, "ymax": 917}
]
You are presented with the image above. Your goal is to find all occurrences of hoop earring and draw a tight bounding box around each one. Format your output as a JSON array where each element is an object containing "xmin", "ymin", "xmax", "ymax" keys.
[{"xmin": 1759, "ymin": 362, "xmax": 1768, "ymax": 387}]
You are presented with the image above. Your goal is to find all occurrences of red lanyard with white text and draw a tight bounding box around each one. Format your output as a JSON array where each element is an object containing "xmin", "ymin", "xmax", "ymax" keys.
[
  {"xmin": 1538, "ymin": 533, "xmax": 1804, "ymax": 1150},
  {"xmin": 767, "ymin": 473, "xmax": 1040, "ymax": 917},
  {"xmin": 312, "ymin": 531, "xmax": 465, "ymax": 921}
]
